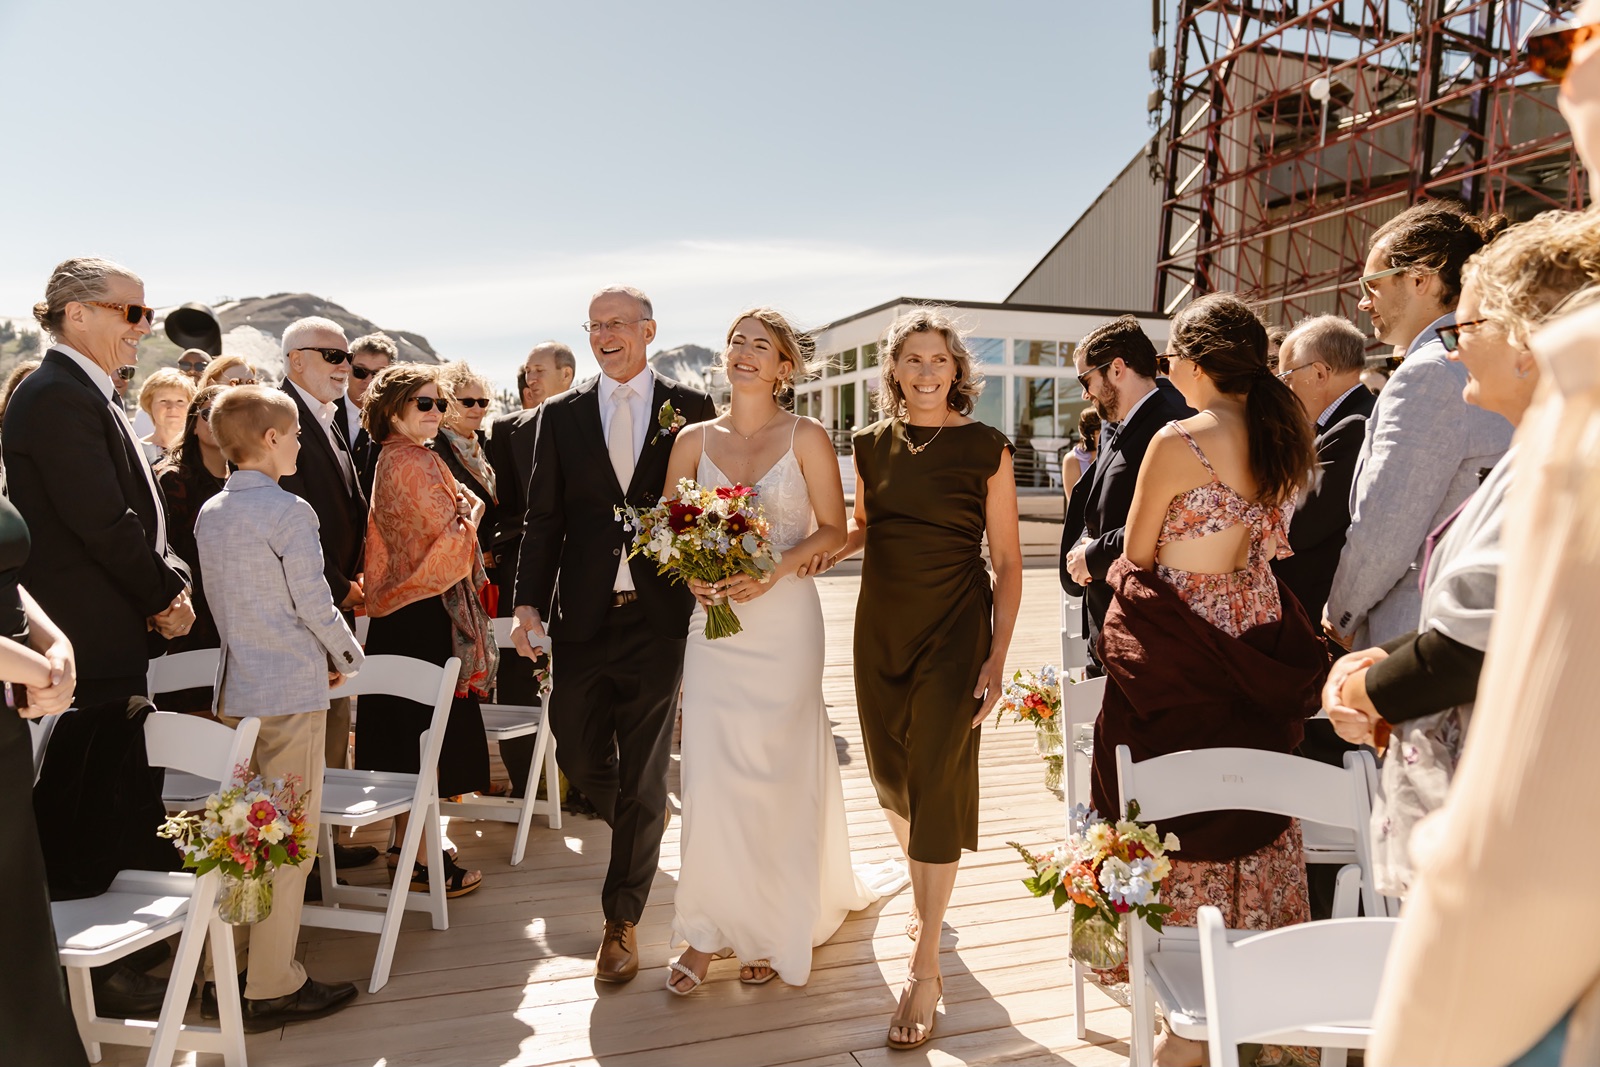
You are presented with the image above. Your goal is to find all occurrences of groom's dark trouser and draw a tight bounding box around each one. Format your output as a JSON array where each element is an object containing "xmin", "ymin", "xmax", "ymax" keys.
[{"xmin": 547, "ymin": 598, "xmax": 685, "ymax": 924}]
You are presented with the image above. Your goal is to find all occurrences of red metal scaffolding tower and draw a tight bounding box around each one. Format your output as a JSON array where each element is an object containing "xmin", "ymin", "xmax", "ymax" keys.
[{"xmin": 1153, "ymin": 0, "xmax": 1587, "ymax": 324}]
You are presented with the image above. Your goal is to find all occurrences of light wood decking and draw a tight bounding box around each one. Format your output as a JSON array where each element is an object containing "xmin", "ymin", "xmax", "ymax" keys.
[{"xmin": 113, "ymin": 566, "xmax": 1131, "ymax": 1066}]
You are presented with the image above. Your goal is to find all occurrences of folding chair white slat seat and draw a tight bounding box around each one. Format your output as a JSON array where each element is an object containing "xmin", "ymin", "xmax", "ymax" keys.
[
  {"xmin": 1057, "ymin": 670, "xmax": 1107, "ymax": 1041},
  {"xmin": 1116, "ymin": 744, "xmax": 1374, "ymax": 1067},
  {"xmin": 299, "ymin": 654, "xmax": 458, "ymax": 994},
  {"xmin": 438, "ymin": 619, "xmax": 560, "ymax": 866},
  {"xmin": 1198, "ymin": 906, "xmax": 1400, "ymax": 1063},
  {"xmin": 37, "ymin": 710, "xmax": 259, "ymax": 1067}
]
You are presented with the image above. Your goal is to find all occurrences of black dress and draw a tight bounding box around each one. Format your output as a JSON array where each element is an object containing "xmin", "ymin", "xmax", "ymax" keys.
[
  {"xmin": 0, "ymin": 495, "xmax": 89, "ymax": 1064},
  {"xmin": 155, "ymin": 463, "xmax": 226, "ymax": 714}
]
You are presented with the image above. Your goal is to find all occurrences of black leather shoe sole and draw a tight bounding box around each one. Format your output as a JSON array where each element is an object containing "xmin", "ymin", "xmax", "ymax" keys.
[
  {"xmin": 199, "ymin": 972, "xmax": 246, "ymax": 1021},
  {"xmin": 90, "ymin": 961, "xmax": 168, "ymax": 1018}
]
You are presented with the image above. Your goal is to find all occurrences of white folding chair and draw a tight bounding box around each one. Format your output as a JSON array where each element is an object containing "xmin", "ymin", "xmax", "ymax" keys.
[
  {"xmin": 40, "ymin": 710, "xmax": 259, "ymax": 1067},
  {"xmin": 1116, "ymin": 744, "xmax": 1370, "ymax": 1066},
  {"xmin": 1198, "ymin": 906, "xmax": 1400, "ymax": 1064},
  {"xmin": 1060, "ymin": 589, "xmax": 1089, "ymax": 672},
  {"xmin": 299, "ymin": 655, "xmax": 458, "ymax": 993},
  {"xmin": 148, "ymin": 649, "xmax": 224, "ymax": 809},
  {"xmin": 1058, "ymin": 672, "xmax": 1107, "ymax": 1040},
  {"xmin": 438, "ymin": 619, "xmax": 560, "ymax": 865},
  {"xmin": 1344, "ymin": 748, "xmax": 1403, "ymax": 918}
]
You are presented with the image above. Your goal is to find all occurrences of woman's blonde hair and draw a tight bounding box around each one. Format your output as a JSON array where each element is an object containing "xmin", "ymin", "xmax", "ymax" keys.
[
  {"xmin": 32, "ymin": 257, "xmax": 141, "ymax": 338},
  {"xmin": 1464, "ymin": 206, "xmax": 1600, "ymax": 348},
  {"xmin": 874, "ymin": 307, "xmax": 984, "ymax": 419},
  {"xmin": 436, "ymin": 361, "xmax": 489, "ymax": 430},
  {"xmin": 720, "ymin": 307, "xmax": 820, "ymax": 399},
  {"xmin": 138, "ymin": 367, "xmax": 197, "ymax": 416},
  {"xmin": 199, "ymin": 354, "xmax": 257, "ymax": 389}
]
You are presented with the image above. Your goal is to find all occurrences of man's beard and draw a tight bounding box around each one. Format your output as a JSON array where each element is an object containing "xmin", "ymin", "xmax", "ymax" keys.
[{"xmin": 1091, "ymin": 390, "xmax": 1120, "ymax": 423}]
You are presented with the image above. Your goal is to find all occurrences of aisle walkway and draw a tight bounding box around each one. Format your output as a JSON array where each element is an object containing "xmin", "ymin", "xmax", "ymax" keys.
[{"xmin": 116, "ymin": 567, "xmax": 1131, "ymax": 1066}]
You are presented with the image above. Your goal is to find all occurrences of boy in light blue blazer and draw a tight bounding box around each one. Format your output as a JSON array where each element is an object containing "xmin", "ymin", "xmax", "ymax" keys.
[{"xmin": 195, "ymin": 385, "xmax": 364, "ymax": 1031}]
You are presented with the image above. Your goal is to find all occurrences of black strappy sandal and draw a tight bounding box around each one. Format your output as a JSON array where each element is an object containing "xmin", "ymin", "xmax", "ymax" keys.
[{"xmin": 407, "ymin": 856, "xmax": 482, "ymax": 898}]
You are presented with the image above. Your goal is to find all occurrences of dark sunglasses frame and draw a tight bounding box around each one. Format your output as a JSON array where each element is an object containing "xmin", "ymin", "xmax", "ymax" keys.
[
  {"xmin": 296, "ymin": 346, "xmax": 351, "ymax": 366},
  {"xmin": 1436, "ymin": 317, "xmax": 1491, "ymax": 353},
  {"xmin": 1076, "ymin": 358, "xmax": 1119, "ymax": 391},
  {"xmin": 83, "ymin": 300, "xmax": 155, "ymax": 326},
  {"xmin": 411, "ymin": 396, "xmax": 449, "ymax": 413},
  {"xmin": 177, "ymin": 359, "xmax": 210, "ymax": 372},
  {"xmin": 1526, "ymin": 20, "xmax": 1599, "ymax": 82},
  {"xmin": 114, "ymin": 365, "xmax": 137, "ymax": 381},
  {"xmin": 455, "ymin": 397, "xmax": 491, "ymax": 408},
  {"xmin": 350, "ymin": 364, "xmax": 376, "ymax": 380}
]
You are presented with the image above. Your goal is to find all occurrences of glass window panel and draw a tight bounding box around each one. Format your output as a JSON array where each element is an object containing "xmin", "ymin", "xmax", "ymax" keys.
[
  {"xmin": 972, "ymin": 379, "xmax": 1003, "ymax": 428},
  {"xmin": 1013, "ymin": 376, "xmax": 1056, "ymax": 438},
  {"xmin": 863, "ymin": 342, "xmax": 879, "ymax": 367},
  {"xmin": 970, "ymin": 337, "xmax": 1005, "ymax": 365},
  {"xmin": 839, "ymin": 348, "xmax": 858, "ymax": 374},
  {"xmin": 1015, "ymin": 340, "xmax": 1058, "ymax": 367},
  {"xmin": 840, "ymin": 382, "xmax": 857, "ymax": 430}
]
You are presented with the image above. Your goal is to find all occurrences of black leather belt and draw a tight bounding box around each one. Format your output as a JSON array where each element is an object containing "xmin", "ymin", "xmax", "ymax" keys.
[{"xmin": 610, "ymin": 590, "xmax": 638, "ymax": 607}]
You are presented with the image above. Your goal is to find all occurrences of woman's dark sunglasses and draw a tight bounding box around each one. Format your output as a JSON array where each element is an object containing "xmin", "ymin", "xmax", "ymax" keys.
[
  {"xmin": 1155, "ymin": 355, "xmax": 1171, "ymax": 375},
  {"xmin": 296, "ymin": 347, "xmax": 350, "ymax": 365},
  {"xmin": 84, "ymin": 300, "xmax": 155, "ymax": 326},
  {"xmin": 411, "ymin": 396, "xmax": 449, "ymax": 413},
  {"xmin": 1527, "ymin": 20, "xmax": 1598, "ymax": 82},
  {"xmin": 455, "ymin": 397, "xmax": 490, "ymax": 408},
  {"xmin": 1435, "ymin": 317, "xmax": 1490, "ymax": 353}
]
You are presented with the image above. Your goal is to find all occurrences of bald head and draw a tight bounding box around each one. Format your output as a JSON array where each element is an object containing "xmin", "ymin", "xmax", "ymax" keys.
[{"xmin": 521, "ymin": 341, "xmax": 577, "ymax": 409}]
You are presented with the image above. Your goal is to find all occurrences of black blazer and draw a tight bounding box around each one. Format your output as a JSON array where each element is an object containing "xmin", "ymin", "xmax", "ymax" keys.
[
  {"xmin": 1272, "ymin": 385, "xmax": 1376, "ymax": 623},
  {"xmin": 278, "ymin": 382, "xmax": 367, "ymax": 605},
  {"xmin": 1, "ymin": 350, "xmax": 189, "ymax": 682},
  {"xmin": 1060, "ymin": 378, "xmax": 1194, "ymax": 657},
  {"xmin": 487, "ymin": 408, "xmax": 539, "ymax": 531},
  {"xmin": 513, "ymin": 373, "xmax": 717, "ymax": 642}
]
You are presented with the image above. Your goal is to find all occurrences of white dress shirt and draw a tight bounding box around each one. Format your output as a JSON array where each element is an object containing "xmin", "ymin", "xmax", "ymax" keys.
[
  {"xmin": 52, "ymin": 344, "xmax": 168, "ymax": 554},
  {"xmin": 598, "ymin": 365, "xmax": 655, "ymax": 469},
  {"xmin": 289, "ymin": 378, "xmax": 356, "ymax": 491}
]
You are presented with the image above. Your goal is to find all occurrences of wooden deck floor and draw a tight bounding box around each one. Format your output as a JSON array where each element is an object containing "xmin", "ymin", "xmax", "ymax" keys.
[{"xmin": 118, "ymin": 566, "xmax": 1131, "ymax": 1066}]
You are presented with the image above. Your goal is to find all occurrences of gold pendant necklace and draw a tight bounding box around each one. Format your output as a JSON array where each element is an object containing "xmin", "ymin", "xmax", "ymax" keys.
[
  {"xmin": 731, "ymin": 407, "xmax": 782, "ymax": 442},
  {"xmin": 903, "ymin": 410, "xmax": 951, "ymax": 456}
]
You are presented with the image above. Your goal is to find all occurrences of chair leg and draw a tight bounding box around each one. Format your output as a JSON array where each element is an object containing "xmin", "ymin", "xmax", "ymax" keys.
[
  {"xmin": 319, "ymin": 823, "xmax": 338, "ymax": 904},
  {"xmin": 1129, "ymin": 935, "xmax": 1156, "ymax": 1067},
  {"xmin": 423, "ymin": 796, "xmax": 448, "ymax": 930},
  {"xmin": 147, "ymin": 874, "xmax": 219, "ymax": 1067},
  {"xmin": 207, "ymin": 916, "xmax": 246, "ymax": 1067},
  {"xmin": 368, "ymin": 803, "xmax": 426, "ymax": 994},
  {"xmin": 1321, "ymin": 1049, "xmax": 1348, "ymax": 1067},
  {"xmin": 65, "ymin": 965, "xmax": 103, "ymax": 1062},
  {"xmin": 1073, "ymin": 958, "xmax": 1087, "ymax": 1041},
  {"xmin": 543, "ymin": 729, "xmax": 562, "ymax": 830}
]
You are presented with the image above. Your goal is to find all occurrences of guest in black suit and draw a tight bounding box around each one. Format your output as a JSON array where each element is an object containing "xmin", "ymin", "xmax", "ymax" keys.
[
  {"xmin": 277, "ymin": 317, "xmax": 366, "ymax": 775},
  {"xmin": 1271, "ymin": 315, "xmax": 1376, "ymax": 626},
  {"xmin": 3, "ymin": 257, "xmax": 194, "ymax": 705},
  {"xmin": 487, "ymin": 342, "xmax": 576, "ymax": 797},
  {"xmin": 511, "ymin": 289, "xmax": 715, "ymax": 982},
  {"xmin": 345, "ymin": 332, "xmax": 396, "ymax": 499},
  {"xmin": 1060, "ymin": 316, "xmax": 1193, "ymax": 674}
]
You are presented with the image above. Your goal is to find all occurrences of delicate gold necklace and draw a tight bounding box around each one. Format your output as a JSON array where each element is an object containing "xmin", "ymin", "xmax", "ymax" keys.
[
  {"xmin": 903, "ymin": 410, "xmax": 952, "ymax": 456},
  {"xmin": 730, "ymin": 407, "xmax": 782, "ymax": 442}
]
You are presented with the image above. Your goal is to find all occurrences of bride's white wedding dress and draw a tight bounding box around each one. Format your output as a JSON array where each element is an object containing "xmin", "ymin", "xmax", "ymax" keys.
[{"xmin": 672, "ymin": 428, "xmax": 897, "ymax": 985}]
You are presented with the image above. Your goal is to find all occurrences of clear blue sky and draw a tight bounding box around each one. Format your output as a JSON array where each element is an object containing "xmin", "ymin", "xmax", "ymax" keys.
[{"xmin": 0, "ymin": 1, "xmax": 1160, "ymax": 386}]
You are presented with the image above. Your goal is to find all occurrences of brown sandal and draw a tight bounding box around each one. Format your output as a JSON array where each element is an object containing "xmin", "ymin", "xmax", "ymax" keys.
[
  {"xmin": 886, "ymin": 972, "xmax": 942, "ymax": 1050},
  {"xmin": 408, "ymin": 857, "xmax": 481, "ymax": 898}
]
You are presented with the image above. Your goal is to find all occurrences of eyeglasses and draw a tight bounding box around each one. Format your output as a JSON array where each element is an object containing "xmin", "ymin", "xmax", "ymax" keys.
[
  {"xmin": 1436, "ymin": 317, "xmax": 1491, "ymax": 353},
  {"xmin": 1076, "ymin": 358, "xmax": 1119, "ymax": 391},
  {"xmin": 411, "ymin": 396, "xmax": 449, "ymax": 413},
  {"xmin": 581, "ymin": 318, "xmax": 650, "ymax": 334},
  {"xmin": 1276, "ymin": 360, "xmax": 1324, "ymax": 381},
  {"xmin": 455, "ymin": 397, "xmax": 490, "ymax": 408},
  {"xmin": 198, "ymin": 408, "xmax": 213, "ymax": 422},
  {"xmin": 83, "ymin": 300, "xmax": 155, "ymax": 325},
  {"xmin": 295, "ymin": 347, "xmax": 351, "ymax": 366},
  {"xmin": 114, "ymin": 365, "xmax": 137, "ymax": 381},
  {"xmin": 1358, "ymin": 265, "xmax": 1410, "ymax": 297},
  {"xmin": 1527, "ymin": 19, "xmax": 1599, "ymax": 82},
  {"xmin": 178, "ymin": 358, "xmax": 209, "ymax": 374},
  {"xmin": 350, "ymin": 365, "xmax": 377, "ymax": 380}
]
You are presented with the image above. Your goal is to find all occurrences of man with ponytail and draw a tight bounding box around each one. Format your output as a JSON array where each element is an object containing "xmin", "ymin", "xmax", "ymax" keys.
[{"xmin": 1325, "ymin": 201, "xmax": 1513, "ymax": 647}]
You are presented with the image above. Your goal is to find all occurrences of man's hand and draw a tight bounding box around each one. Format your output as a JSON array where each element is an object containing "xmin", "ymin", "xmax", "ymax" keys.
[
  {"xmin": 1065, "ymin": 539, "xmax": 1092, "ymax": 586},
  {"xmin": 512, "ymin": 605, "xmax": 547, "ymax": 659},
  {"xmin": 151, "ymin": 592, "xmax": 195, "ymax": 639},
  {"xmin": 341, "ymin": 581, "xmax": 366, "ymax": 611},
  {"xmin": 1320, "ymin": 607, "xmax": 1354, "ymax": 651}
]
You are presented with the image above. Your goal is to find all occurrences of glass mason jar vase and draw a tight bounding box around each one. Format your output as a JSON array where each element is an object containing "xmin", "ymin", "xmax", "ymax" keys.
[
  {"xmin": 1034, "ymin": 717, "xmax": 1065, "ymax": 793},
  {"xmin": 217, "ymin": 873, "xmax": 274, "ymax": 926},
  {"xmin": 1071, "ymin": 910, "xmax": 1127, "ymax": 969}
]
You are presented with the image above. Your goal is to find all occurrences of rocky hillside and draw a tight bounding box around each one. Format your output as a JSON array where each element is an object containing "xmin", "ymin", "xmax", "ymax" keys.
[
  {"xmin": 213, "ymin": 293, "xmax": 437, "ymax": 364},
  {"xmin": 648, "ymin": 344, "xmax": 720, "ymax": 394}
]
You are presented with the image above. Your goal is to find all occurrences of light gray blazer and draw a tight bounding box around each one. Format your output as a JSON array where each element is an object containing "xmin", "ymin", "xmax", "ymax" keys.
[
  {"xmin": 196, "ymin": 470, "xmax": 364, "ymax": 717},
  {"xmin": 1326, "ymin": 314, "xmax": 1514, "ymax": 646}
]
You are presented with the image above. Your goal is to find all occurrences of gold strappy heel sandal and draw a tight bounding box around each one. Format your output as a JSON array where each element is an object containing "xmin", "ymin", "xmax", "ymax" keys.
[{"xmin": 886, "ymin": 972, "xmax": 942, "ymax": 1050}]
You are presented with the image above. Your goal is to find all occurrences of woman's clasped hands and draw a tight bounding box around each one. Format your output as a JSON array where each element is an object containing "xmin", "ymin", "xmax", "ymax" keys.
[{"xmin": 1321, "ymin": 646, "xmax": 1390, "ymax": 746}]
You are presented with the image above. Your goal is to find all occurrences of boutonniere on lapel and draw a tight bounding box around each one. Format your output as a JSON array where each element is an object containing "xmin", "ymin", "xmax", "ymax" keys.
[{"xmin": 650, "ymin": 400, "xmax": 687, "ymax": 445}]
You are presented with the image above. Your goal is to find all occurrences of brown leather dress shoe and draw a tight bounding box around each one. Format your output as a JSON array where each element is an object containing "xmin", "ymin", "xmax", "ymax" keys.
[{"xmin": 595, "ymin": 920, "xmax": 639, "ymax": 983}]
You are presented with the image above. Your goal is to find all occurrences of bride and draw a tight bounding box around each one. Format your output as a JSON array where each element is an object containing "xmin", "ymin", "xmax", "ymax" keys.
[{"xmin": 662, "ymin": 307, "xmax": 884, "ymax": 992}]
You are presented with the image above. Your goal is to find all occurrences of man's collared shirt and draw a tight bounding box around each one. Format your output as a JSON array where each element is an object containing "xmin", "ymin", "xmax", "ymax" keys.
[
  {"xmin": 1317, "ymin": 383, "xmax": 1367, "ymax": 431},
  {"xmin": 290, "ymin": 378, "xmax": 356, "ymax": 492}
]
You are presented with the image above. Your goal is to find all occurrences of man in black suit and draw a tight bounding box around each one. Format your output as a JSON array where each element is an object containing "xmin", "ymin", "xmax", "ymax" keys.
[
  {"xmin": 277, "ymin": 317, "xmax": 367, "ymax": 777},
  {"xmin": 1271, "ymin": 315, "xmax": 1376, "ymax": 625},
  {"xmin": 486, "ymin": 340, "xmax": 577, "ymax": 798},
  {"xmin": 344, "ymin": 332, "xmax": 397, "ymax": 499},
  {"xmin": 1060, "ymin": 316, "xmax": 1193, "ymax": 675},
  {"xmin": 511, "ymin": 289, "xmax": 714, "ymax": 982}
]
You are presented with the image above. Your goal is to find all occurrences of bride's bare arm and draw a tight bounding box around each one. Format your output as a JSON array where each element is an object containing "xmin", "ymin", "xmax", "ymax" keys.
[
  {"xmin": 663, "ymin": 423, "xmax": 706, "ymax": 499},
  {"xmin": 781, "ymin": 418, "xmax": 846, "ymax": 581}
]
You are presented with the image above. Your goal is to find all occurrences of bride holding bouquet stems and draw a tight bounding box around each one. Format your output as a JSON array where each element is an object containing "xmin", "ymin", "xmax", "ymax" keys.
[{"xmin": 661, "ymin": 307, "xmax": 889, "ymax": 993}]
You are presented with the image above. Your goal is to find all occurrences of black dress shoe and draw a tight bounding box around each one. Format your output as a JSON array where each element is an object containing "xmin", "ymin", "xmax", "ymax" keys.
[
  {"xmin": 122, "ymin": 939, "xmax": 172, "ymax": 975},
  {"xmin": 334, "ymin": 843, "xmax": 379, "ymax": 868},
  {"xmin": 241, "ymin": 976, "xmax": 359, "ymax": 1033},
  {"xmin": 302, "ymin": 862, "xmax": 351, "ymax": 903},
  {"xmin": 199, "ymin": 971, "xmax": 246, "ymax": 1020},
  {"xmin": 90, "ymin": 960, "xmax": 169, "ymax": 1018}
]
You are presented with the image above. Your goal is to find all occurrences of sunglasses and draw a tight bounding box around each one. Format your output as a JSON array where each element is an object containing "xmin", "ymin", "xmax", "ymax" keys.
[
  {"xmin": 350, "ymin": 365, "xmax": 377, "ymax": 380},
  {"xmin": 198, "ymin": 408, "xmax": 213, "ymax": 422},
  {"xmin": 1364, "ymin": 352, "xmax": 1405, "ymax": 377},
  {"xmin": 1436, "ymin": 317, "xmax": 1491, "ymax": 353},
  {"xmin": 224, "ymin": 376, "xmax": 258, "ymax": 386},
  {"xmin": 1075, "ymin": 359, "xmax": 1118, "ymax": 391},
  {"xmin": 84, "ymin": 300, "xmax": 155, "ymax": 326},
  {"xmin": 114, "ymin": 365, "xmax": 137, "ymax": 381},
  {"xmin": 455, "ymin": 397, "xmax": 490, "ymax": 408},
  {"xmin": 178, "ymin": 359, "xmax": 209, "ymax": 373},
  {"xmin": 1527, "ymin": 20, "xmax": 1599, "ymax": 82},
  {"xmin": 411, "ymin": 396, "xmax": 449, "ymax": 413},
  {"xmin": 296, "ymin": 346, "xmax": 351, "ymax": 366}
]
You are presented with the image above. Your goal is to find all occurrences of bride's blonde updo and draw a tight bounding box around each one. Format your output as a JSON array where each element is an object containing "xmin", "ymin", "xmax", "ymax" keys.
[{"xmin": 721, "ymin": 307, "xmax": 820, "ymax": 400}]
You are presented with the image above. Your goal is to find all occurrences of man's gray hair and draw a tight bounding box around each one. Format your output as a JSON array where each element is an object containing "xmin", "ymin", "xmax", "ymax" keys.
[
  {"xmin": 1287, "ymin": 314, "xmax": 1367, "ymax": 375},
  {"xmin": 280, "ymin": 316, "xmax": 347, "ymax": 357},
  {"xmin": 529, "ymin": 340, "xmax": 577, "ymax": 374},
  {"xmin": 590, "ymin": 286, "xmax": 653, "ymax": 320}
]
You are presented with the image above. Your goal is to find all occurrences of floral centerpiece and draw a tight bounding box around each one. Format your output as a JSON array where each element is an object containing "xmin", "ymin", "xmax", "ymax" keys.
[
  {"xmin": 617, "ymin": 477, "xmax": 780, "ymax": 639},
  {"xmin": 157, "ymin": 765, "xmax": 315, "ymax": 925},
  {"xmin": 995, "ymin": 664, "xmax": 1067, "ymax": 792},
  {"xmin": 1008, "ymin": 801, "xmax": 1180, "ymax": 968}
]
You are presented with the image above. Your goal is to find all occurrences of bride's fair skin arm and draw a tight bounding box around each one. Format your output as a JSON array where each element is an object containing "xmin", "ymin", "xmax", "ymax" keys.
[
  {"xmin": 663, "ymin": 423, "xmax": 706, "ymax": 495},
  {"xmin": 972, "ymin": 449, "xmax": 1022, "ymax": 725}
]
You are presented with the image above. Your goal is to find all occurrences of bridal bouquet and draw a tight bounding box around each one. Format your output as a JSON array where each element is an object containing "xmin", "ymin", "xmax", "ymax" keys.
[
  {"xmin": 157, "ymin": 765, "xmax": 315, "ymax": 924},
  {"xmin": 1008, "ymin": 801, "xmax": 1180, "ymax": 967},
  {"xmin": 617, "ymin": 478, "xmax": 780, "ymax": 639}
]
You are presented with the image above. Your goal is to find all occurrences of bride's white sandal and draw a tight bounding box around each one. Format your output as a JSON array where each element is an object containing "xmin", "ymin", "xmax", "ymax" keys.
[
  {"xmin": 666, "ymin": 957, "xmax": 708, "ymax": 996},
  {"xmin": 739, "ymin": 959, "xmax": 777, "ymax": 986}
]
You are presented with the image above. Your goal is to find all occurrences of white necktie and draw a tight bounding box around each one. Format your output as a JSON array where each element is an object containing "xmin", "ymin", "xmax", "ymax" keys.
[{"xmin": 609, "ymin": 385, "xmax": 635, "ymax": 591}]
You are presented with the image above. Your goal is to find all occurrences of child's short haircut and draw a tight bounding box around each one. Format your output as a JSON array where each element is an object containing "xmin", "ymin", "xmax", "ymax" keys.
[{"xmin": 210, "ymin": 385, "xmax": 298, "ymax": 464}]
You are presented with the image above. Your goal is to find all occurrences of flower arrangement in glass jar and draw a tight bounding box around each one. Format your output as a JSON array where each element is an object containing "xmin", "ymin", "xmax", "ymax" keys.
[
  {"xmin": 1008, "ymin": 801, "xmax": 1180, "ymax": 968},
  {"xmin": 616, "ymin": 478, "xmax": 780, "ymax": 639},
  {"xmin": 157, "ymin": 765, "xmax": 315, "ymax": 925},
  {"xmin": 994, "ymin": 664, "xmax": 1066, "ymax": 791}
]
